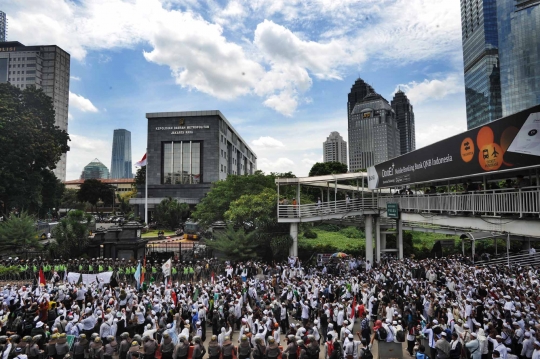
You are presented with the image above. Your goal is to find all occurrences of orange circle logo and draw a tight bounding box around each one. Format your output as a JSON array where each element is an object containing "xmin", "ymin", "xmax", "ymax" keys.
[
  {"xmin": 461, "ymin": 137, "xmax": 474, "ymax": 163},
  {"xmin": 477, "ymin": 126, "xmax": 494, "ymax": 149},
  {"xmin": 478, "ymin": 143, "xmax": 503, "ymax": 171}
]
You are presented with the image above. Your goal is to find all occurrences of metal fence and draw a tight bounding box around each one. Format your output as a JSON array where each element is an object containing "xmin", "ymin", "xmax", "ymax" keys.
[
  {"xmin": 278, "ymin": 197, "xmax": 378, "ymax": 219},
  {"xmin": 378, "ymin": 187, "xmax": 540, "ymax": 217}
]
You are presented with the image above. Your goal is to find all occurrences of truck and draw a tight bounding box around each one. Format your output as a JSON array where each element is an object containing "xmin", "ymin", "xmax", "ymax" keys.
[{"xmin": 183, "ymin": 219, "xmax": 201, "ymax": 240}]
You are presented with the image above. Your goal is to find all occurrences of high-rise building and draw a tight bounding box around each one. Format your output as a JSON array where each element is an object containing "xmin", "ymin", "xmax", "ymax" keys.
[
  {"xmin": 497, "ymin": 0, "xmax": 540, "ymax": 116},
  {"xmin": 81, "ymin": 159, "xmax": 110, "ymax": 180},
  {"xmin": 349, "ymin": 92, "xmax": 400, "ymax": 170},
  {"xmin": 391, "ymin": 90, "xmax": 416, "ymax": 155},
  {"xmin": 111, "ymin": 129, "xmax": 133, "ymax": 179},
  {"xmin": 0, "ymin": 11, "xmax": 6, "ymax": 42},
  {"xmin": 323, "ymin": 131, "xmax": 348, "ymax": 166},
  {"xmin": 460, "ymin": 0, "xmax": 502, "ymax": 129},
  {"xmin": 0, "ymin": 41, "xmax": 70, "ymax": 180},
  {"xmin": 347, "ymin": 78, "xmax": 375, "ymax": 120}
]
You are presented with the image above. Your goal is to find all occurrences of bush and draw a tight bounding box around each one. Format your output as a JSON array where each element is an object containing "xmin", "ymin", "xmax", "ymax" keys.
[
  {"xmin": 339, "ymin": 226, "xmax": 364, "ymax": 239},
  {"xmin": 316, "ymin": 223, "xmax": 341, "ymax": 232},
  {"xmin": 304, "ymin": 230, "xmax": 318, "ymax": 239}
]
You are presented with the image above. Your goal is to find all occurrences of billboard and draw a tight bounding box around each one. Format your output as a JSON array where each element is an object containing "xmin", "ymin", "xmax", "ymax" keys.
[{"xmin": 368, "ymin": 105, "xmax": 540, "ymax": 189}]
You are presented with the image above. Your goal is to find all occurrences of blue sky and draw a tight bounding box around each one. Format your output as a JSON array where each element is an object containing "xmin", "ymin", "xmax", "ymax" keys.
[{"xmin": 5, "ymin": 0, "xmax": 467, "ymax": 180}]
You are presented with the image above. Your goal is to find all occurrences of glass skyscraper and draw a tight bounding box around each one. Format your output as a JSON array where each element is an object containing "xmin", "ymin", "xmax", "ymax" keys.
[
  {"xmin": 0, "ymin": 11, "xmax": 6, "ymax": 42},
  {"xmin": 391, "ymin": 90, "xmax": 416, "ymax": 155},
  {"xmin": 460, "ymin": 0, "xmax": 503, "ymax": 129},
  {"xmin": 497, "ymin": 0, "xmax": 540, "ymax": 116},
  {"xmin": 111, "ymin": 129, "xmax": 133, "ymax": 179}
]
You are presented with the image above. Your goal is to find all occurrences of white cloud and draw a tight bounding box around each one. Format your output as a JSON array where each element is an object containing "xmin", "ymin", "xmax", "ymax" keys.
[
  {"xmin": 66, "ymin": 134, "xmax": 111, "ymax": 180},
  {"xmin": 70, "ymin": 76, "xmax": 81, "ymax": 81},
  {"xmin": 302, "ymin": 158, "xmax": 317, "ymax": 166},
  {"xmin": 69, "ymin": 91, "xmax": 99, "ymax": 112},
  {"xmin": 4, "ymin": 0, "xmax": 462, "ymax": 116},
  {"xmin": 251, "ymin": 136, "xmax": 285, "ymax": 148},
  {"xmin": 394, "ymin": 73, "xmax": 464, "ymax": 104},
  {"xmin": 68, "ymin": 113, "xmax": 74, "ymax": 121},
  {"xmin": 257, "ymin": 157, "xmax": 295, "ymax": 173}
]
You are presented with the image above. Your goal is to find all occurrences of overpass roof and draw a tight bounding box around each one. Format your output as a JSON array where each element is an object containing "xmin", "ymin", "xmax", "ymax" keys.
[{"xmin": 275, "ymin": 172, "xmax": 367, "ymax": 184}]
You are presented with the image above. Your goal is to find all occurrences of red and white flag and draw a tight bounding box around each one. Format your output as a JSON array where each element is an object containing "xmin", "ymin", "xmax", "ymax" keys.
[{"xmin": 136, "ymin": 153, "xmax": 147, "ymax": 166}]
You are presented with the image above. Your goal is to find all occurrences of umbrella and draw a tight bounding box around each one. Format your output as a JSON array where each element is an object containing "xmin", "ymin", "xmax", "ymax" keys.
[{"xmin": 331, "ymin": 252, "xmax": 348, "ymax": 258}]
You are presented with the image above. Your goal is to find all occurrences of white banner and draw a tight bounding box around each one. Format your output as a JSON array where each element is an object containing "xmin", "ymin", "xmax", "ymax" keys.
[
  {"xmin": 162, "ymin": 258, "xmax": 171, "ymax": 277},
  {"xmin": 67, "ymin": 272, "xmax": 81, "ymax": 284},
  {"xmin": 96, "ymin": 271, "xmax": 113, "ymax": 284},
  {"xmin": 81, "ymin": 274, "xmax": 97, "ymax": 284}
]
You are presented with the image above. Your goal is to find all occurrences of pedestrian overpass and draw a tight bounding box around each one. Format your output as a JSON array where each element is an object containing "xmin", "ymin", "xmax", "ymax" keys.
[{"xmin": 276, "ymin": 172, "xmax": 540, "ymax": 264}]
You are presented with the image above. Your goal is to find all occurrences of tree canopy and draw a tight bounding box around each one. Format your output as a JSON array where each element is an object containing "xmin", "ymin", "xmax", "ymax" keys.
[
  {"xmin": 0, "ymin": 83, "xmax": 70, "ymax": 215},
  {"xmin": 154, "ymin": 197, "xmax": 189, "ymax": 230},
  {"xmin": 205, "ymin": 224, "xmax": 259, "ymax": 261},
  {"xmin": 0, "ymin": 212, "xmax": 42, "ymax": 255},
  {"xmin": 77, "ymin": 179, "xmax": 114, "ymax": 213},
  {"xmin": 308, "ymin": 162, "xmax": 348, "ymax": 177},
  {"xmin": 193, "ymin": 171, "xmax": 297, "ymax": 261},
  {"xmin": 50, "ymin": 210, "xmax": 93, "ymax": 259}
]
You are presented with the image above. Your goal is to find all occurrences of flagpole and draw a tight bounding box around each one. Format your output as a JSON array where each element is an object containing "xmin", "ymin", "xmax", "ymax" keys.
[{"xmin": 145, "ymin": 148, "xmax": 148, "ymax": 226}]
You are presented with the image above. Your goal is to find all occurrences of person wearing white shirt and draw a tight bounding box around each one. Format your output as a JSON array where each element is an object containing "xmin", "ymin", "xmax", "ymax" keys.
[
  {"xmin": 522, "ymin": 333, "xmax": 534, "ymax": 359},
  {"xmin": 531, "ymin": 341, "xmax": 540, "ymax": 359}
]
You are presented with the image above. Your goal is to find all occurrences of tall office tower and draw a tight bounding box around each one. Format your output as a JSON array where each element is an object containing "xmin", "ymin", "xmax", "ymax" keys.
[
  {"xmin": 460, "ymin": 0, "xmax": 502, "ymax": 129},
  {"xmin": 391, "ymin": 90, "xmax": 416, "ymax": 155},
  {"xmin": 497, "ymin": 0, "xmax": 540, "ymax": 116},
  {"xmin": 111, "ymin": 129, "xmax": 133, "ymax": 179},
  {"xmin": 348, "ymin": 78, "xmax": 375, "ymax": 171},
  {"xmin": 323, "ymin": 131, "xmax": 348, "ymax": 166},
  {"xmin": 0, "ymin": 41, "xmax": 70, "ymax": 180},
  {"xmin": 81, "ymin": 159, "xmax": 110, "ymax": 180},
  {"xmin": 349, "ymin": 92, "xmax": 400, "ymax": 170},
  {"xmin": 0, "ymin": 11, "xmax": 6, "ymax": 42},
  {"xmin": 347, "ymin": 78, "xmax": 375, "ymax": 119}
]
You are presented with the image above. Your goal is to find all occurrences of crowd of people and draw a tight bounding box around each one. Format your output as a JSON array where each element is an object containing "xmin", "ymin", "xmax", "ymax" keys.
[{"xmin": 0, "ymin": 254, "xmax": 538, "ymax": 359}]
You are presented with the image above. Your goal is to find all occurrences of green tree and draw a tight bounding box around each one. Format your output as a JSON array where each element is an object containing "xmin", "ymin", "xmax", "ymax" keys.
[
  {"xmin": 0, "ymin": 84, "xmax": 69, "ymax": 215},
  {"xmin": 134, "ymin": 166, "xmax": 146, "ymax": 187},
  {"xmin": 154, "ymin": 197, "xmax": 190, "ymax": 230},
  {"xmin": 60, "ymin": 189, "xmax": 85, "ymax": 213},
  {"xmin": 50, "ymin": 210, "xmax": 93, "ymax": 259},
  {"xmin": 77, "ymin": 179, "xmax": 114, "ymax": 214},
  {"xmin": 192, "ymin": 171, "xmax": 277, "ymax": 226},
  {"xmin": 206, "ymin": 224, "xmax": 259, "ymax": 261},
  {"xmin": 39, "ymin": 170, "xmax": 65, "ymax": 219},
  {"xmin": 225, "ymin": 188, "xmax": 277, "ymax": 228},
  {"xmin": 308, "ymin": 162, "xmax": 348, "ymax": 177},
  {"xmin": 0, "ymin": 212, "xmax": 42, "ymax": 255}
]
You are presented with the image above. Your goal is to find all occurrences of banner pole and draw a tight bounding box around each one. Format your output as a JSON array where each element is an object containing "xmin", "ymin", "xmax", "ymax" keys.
[{"xmin": 145, "ymin": 148, "xmax": 148, "ymax": 226}]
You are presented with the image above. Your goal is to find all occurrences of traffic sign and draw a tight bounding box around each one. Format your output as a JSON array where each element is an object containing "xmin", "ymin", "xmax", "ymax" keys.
[{"xmin": 387, "ymin": 203, "xmax": 399, "ymax": 218}]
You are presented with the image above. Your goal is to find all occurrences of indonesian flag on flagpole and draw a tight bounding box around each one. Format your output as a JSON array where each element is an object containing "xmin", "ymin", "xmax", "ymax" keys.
[
  {"xmin": 136, "ymin": 153, "xmax": 147, "ymax": 167},
  {"xmin": 39, "ymin": 268, "xmax": 46, "ymax": 286}
]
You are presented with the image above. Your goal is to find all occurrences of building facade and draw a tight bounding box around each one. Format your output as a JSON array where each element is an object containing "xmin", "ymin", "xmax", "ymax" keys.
[
  {"xmin": 347, "ymin": 78, "xmax": 374, "ymax": 121},
  {"xmin": 131, "ymin": 111, "xmax": 257, "ymax": 219},
  {"xmin": 349, "ymin": 92, "xmax": 400, "ymax": 169},
  {"xmin": 460, "ymin": 0, "xmax": 503, "ymax": 129},
  {"xmin": 323, "ymin": 131, "xmax": 348, "ymax": 165},
  {"xmin": 111, "ymin": 129, "xmax": 133, "ymax": 179},
  {"xmin": 0, "ymin": 41, "xmax": 70, "ymax": 179},
  {"xmin": 497, "ymin": 0, "xmax": 540, "ymax": 116},
  {"xmin": 391, "ymin": 90, "xmax": 416, "ymax": 155},
  {"xmin": 81, "ymin": 159, "xmax": 110, "ymax": 180},
  {"xmin": 65, "ymin": 178, "xmax": 134, "ymax": 195},
  {"xmin": 0, "ymin": 11, "xmax": 6, "ymax": 42}
]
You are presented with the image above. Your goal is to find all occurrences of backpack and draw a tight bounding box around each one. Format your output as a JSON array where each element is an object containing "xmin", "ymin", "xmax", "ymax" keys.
[
  {"xmin": 361, "ymin": 348, "xmax": 373, "ymax": 359},
  {"xmin": 396, "ymin": 329, "xmax": 405, "ymax": 342},
  {"xmin": 326, "ymin": 341, "xmax": 334, "ymax": 357},
  {"xmin": 377, "ymin": 327, "xmax": 387, "ymax": 341}
]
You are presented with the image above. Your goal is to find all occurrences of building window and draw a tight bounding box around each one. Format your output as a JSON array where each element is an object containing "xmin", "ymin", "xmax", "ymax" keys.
[{"xmin": 162, "ymin": 141, "xmax": 202, "ymax": 184}]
